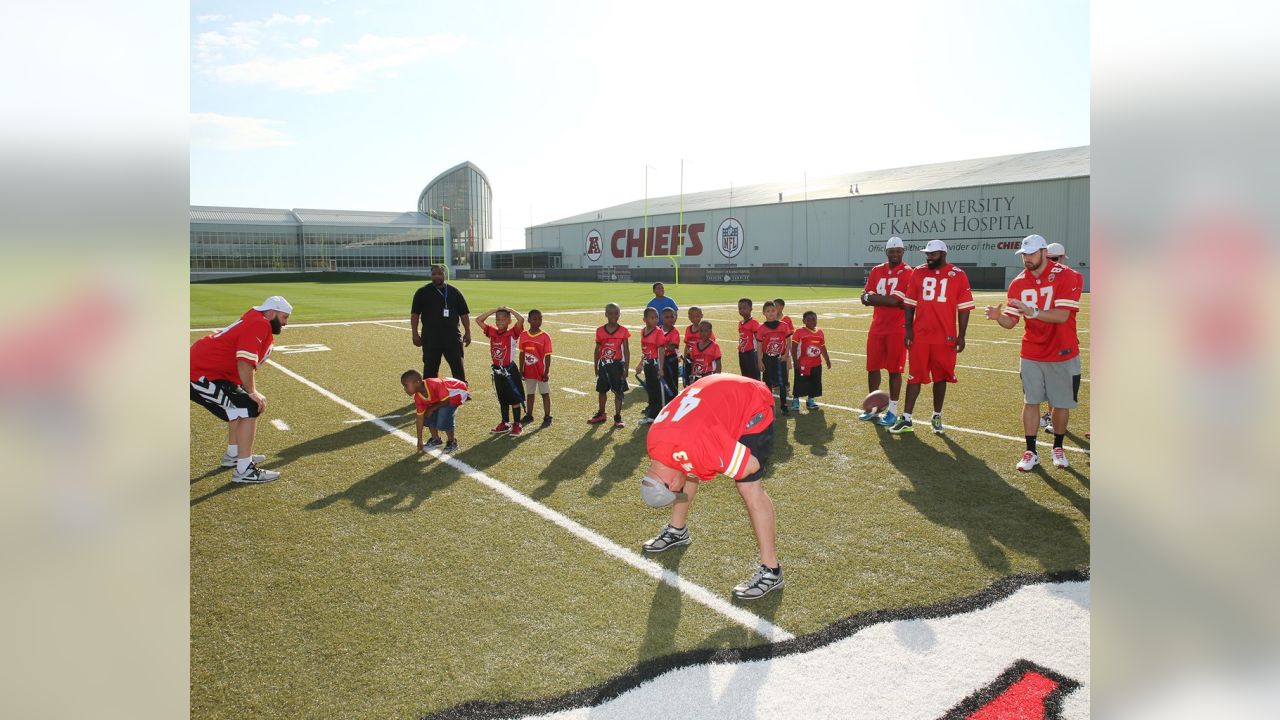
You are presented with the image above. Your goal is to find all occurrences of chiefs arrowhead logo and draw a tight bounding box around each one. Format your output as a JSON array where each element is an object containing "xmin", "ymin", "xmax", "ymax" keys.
[{"xmin": 939, "ymin": 659, "xmax": 1081, "ymax": 720}]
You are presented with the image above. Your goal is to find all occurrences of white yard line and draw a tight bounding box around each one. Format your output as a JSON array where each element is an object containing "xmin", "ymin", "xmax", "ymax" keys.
[
  {"xmin": 270, "ymin": 419, "xmax": 290, "ymax": 431},
  {"xmin": 265, "ymin": 358, "xmax": 795, "ymax": 643},
  {"xmin": 561, "ymin": 388, "xmax": 589, "ymax": 396},
  {"xmin": 343, "ymin": 413, "xmax": 411, "ymax": 424}
]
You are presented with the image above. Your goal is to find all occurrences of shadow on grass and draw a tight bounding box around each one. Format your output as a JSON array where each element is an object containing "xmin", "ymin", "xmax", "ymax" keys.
[
  {"xmin": 304, "ymin": 453, "xmax": 459, "ymax": 514},
  {"xmin": 792, "ymin": 407, "xmax": 836, "ymax": 457},
  {"xmin": 532, "ymin": 425, "xmax": 613, "ymax": 500},
  {"xmin": 190, "ymin": 481, "xmax": 244, "ymax": 507},
  {"xmin": 878, "ymin": 433, "xmax": 1089, "ymax": 573},
  {"xmin": 270, "ymin": 405, "xmax": 416, "ymax": 470},
  {"xmin": 590, "ymin": 427, "xmax": 649, "ymax": 498},
  {"xmin": 1035, "ymin": 466, "xmax": 1091, "ymax": 520}
]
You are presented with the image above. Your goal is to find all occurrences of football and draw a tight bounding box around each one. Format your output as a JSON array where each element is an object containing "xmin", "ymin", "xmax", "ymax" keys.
[{"xmin": 862, "ymin": 390, "xmax": 890, "ymax": 414}]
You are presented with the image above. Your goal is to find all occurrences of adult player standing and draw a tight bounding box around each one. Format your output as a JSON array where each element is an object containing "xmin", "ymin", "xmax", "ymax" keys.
[
  {"xmin": 1040, "ymin": 241, "xmax": 1084, "ymax": 434},
  {"xmin": 986, "ymin": 234, "xmax": 1083, "ymax": 470},
  {"xmin": 859, "ymin": 236, "xmax": 913, "ymax": 426},
  {"xmin": 639, "ymin": 374, "xmax": 783, "ymax": 600},
  {"xmin": 889, "ymin": 240, "xmax": 975, "ymax": 435}
]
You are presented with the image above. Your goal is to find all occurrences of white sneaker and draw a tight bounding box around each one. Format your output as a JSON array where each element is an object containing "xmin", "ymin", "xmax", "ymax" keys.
[
  {"xmin": 221, "ymin": 452, "xmax": 265, "ymax": 468},
  {"xmin": 231, "ymin": 463, "xmax": 280, "ymax": 483},
  {"xmin": 1052, "ymin": 447, "xmax": 1069, "ymax": 469},
  {"xmin": 1016, "ymin": 451, "xmax": 1039, "ymax": 472},
  {"xmin": 638, "ymin": 416, "xmax": 655, "ymax": 425}
]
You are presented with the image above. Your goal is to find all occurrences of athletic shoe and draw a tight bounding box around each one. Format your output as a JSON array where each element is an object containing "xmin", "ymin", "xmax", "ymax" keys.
[
  {"xmin": 876, "ymin": 411, "xmax": 898, "ymax": 427},
  {"xmin": 541, "ymin": 416, "xmax": 553, "ymax": 428},
  {"xmin": 1040, "ymin": 411, "xmax": 1052, "ymax": 430},
  {"xmin": 231, "ymin": 463, "xmax": 280, "ymax": 484},
  {"xmin": 638, "ymin": 416, "xmax": 655, "ymax": 425},
  {"xmin": 732, "ymin": 564, "xmax": 783, "ymax": 600},
  {"xmin": 931, "ymin": 415, "xmax": 945, "ymax": 435},
  {"xmin": 1016, "ymin": 451, "xmax": 1039, "ymax": 472},
  {"xmin": 789, "ymin": 397, "xmax": 800, "ymax": 411},
  {"xmin": 642, "ymin": 524, "xmax": 691, "ymax": 553},
  {"xmin": 520, "ymin": 414, "xmax": 534, "ymax": 425},
  {"xmin": 587, "ymin": 412, "xmax": 607, "ymax": 424},
  {"xmin": 888, "ymin": 416, "xmax": 914, "ymax": 434},
  {"xmin": 1052, "ymin": 447, "xmax": 1069, "ymax": 469},
  {"xmin": 806, "ymin": 398, "xmax": 818, "ymax": 410},
  {"xmin": 490, "ymin": 422, "xmax": 511, "ymax": 434},
  {"xmin": 443, "ymin": 440, "xmax": 458, "ymax": 453},
  {"xmin": 858, "ymin": 409, "xmax": 878, "ymax": 421},
  {"xmin": 221, "ymin": 452, "xmax": 265, "ymax": 468},
  {"xmin": 613, "ymin": 414, "xmax": 625, "ymax": 429},
  {"xmin": 424, "ymin": 438, "xmax": 443, "ymax": 449},
  {"xmin": 509, "ymin": 422, "xmax": 523, "ymax": 437}
]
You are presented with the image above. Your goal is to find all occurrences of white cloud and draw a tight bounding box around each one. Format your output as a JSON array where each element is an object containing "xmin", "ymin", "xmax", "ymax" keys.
[
  {"xmin": 195, "ymin": 14, "xmax": 226, "ymax": 23},
  {"xmin": 191, "ymin": 113, "xmax": 293, "ymax": 150},
  {"xmin": 299, "ymin": 37, "xmax": 320, "ymax": 49}
]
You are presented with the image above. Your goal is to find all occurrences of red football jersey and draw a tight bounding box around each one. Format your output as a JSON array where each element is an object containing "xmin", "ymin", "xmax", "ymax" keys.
[
  {"xmin": 640, "ymin": 326, "xmax": 668, "ymax": 361},
  {"xmin": 595, "ymin": 324, "xmax": 631, "ymax": 363},
  {"xmin": 190, "ymin": 309, "xmax": 274, "ymax": 382},
  {"xmin": 1003, "ymin": 261, "xmax": 1083, "ymax": 362},
  {"xmin": 865, "ymin": 262, "xmax": 914, "ymax": 334},
  {"xmin": 684, "ymin": 324, "xmax": 715, "ymax": 351},
  {"xmin": 646, "ymin": 374, "xmax": 775, "ymax": 481},
  {"xmin": 414, "ymin": 377, "xmax": 470, "ymax": 412},
  {"xmin": 688, "ymin": 339, "xmax": 722, "ymax": 377},
  {"xmin": 792, "ymin": 327, "xmax": 826, "ymax": 370},
  {"xmin": 899, "ymin": 263, "xmax": 976, "ymax": 344},
  {"xmin": 780, "ymin": 315, "xmax": 795, "ymax": 334},
  {"xmin": 518, "ymin": 329, "xmax": 553, "ymax": 380},
  {"xmin": 483, "ymin": 324, "xmax": 521, "ymax": 367},
  {"xmin": 737, "ymin": 317, "xmax": 761, "ymax": 352},
  {"xmin": 755, "ymin": 320, "xmax": 791, "ymax": 357}
]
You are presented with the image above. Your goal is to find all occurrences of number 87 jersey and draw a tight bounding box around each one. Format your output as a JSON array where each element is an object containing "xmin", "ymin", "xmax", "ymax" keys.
[{"xmin": 645, "ymin": 374, "xmax": 776, "ymax": 481}]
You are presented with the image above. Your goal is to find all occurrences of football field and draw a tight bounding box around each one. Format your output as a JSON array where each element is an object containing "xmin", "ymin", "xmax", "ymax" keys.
[{"xmin": 190, "ymin": 280, "xmax": 1090, "ymax": 719}]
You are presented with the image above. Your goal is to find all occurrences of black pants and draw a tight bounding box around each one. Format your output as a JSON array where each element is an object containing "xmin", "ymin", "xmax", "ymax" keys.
[
  {"xmin": 762, "ymin": 354, "xmax": 789, "ymax": 407},
  {"xmin": 424, "ymin": 342, "xmax": 466, "ymax": 383},
  {"xmin": 739, "ymin": 351, "xmax": 761, "ymax": 381},
  {"xmin": 643, "ymin": 360, "xmax": 676, "ymax": 419}
]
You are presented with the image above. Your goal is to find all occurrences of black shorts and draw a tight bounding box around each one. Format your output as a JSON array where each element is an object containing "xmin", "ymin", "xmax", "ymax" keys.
[
  {"xmin": 596, "ymin": 360, "xmax": 628, "ymax": 395},
  {"xmin": 761, "ymin": 354, "xmax": 788, "ymax": 388},
  {"xmin": 794, "ymin": 364, "xmax": 823, "ymax": 398},
  {"xmin": 738, "ymin": 351, "xmax": 760, "ymax": 380},
  {"xmin": 492, "ymin": 364, "xmax": 525, "ymax": 406},
  {"xmin": 735, "ymin": 420, "xmax": 775, "ymax": 483},
  {"xmin": 190, "ymin": 377, "xmax": 260, "ymax": 421}
]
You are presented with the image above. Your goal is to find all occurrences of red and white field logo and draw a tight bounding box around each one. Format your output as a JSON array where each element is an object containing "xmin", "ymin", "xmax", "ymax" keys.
[
  {"xmin": 717, "ymin": 218, "xmax": 744, "ymax": 259},
  {"xmin": 586, "ymin": 229, "xmax": 603, "ymax": 262}
]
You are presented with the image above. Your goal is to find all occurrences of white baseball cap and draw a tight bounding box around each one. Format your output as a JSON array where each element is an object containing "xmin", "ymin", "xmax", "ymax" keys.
[
  {"xmin": 1045, "ymin": 242, "xmax": 1067, "ymax": 258},
  {"xmin": 885, "ymin": 236, "xmax": 905, "ymax": 249},
  {"xmin": 923, "ymin": 239, "xmax": 948, "ymax": 253},
  {"xmin": 254, "ymin": 295, "xmax": 294, "ymax": 314},
  {"xmin": 1016, "ymin": 234, "xmax": 1048, "ymax": 255}
]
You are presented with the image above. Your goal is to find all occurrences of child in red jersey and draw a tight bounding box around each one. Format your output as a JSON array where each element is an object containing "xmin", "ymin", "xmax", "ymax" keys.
[
  {"xmin": 687, "ymin": 321, "xmax": 722, "ymax": 383},
  {"xmin": 790, "ymin": 311, "xmax": 831, "ymax": 411},
  {"xmin": 589, "ymin": 302, "xmax": 631, "ymax": 428},
  {"xmin": 475, "ymin": 306, "xmax": 526, "ymax": 436},
  {"xmin": 736, "ymin": 297, "xmax": 762, "ymax": 381},
  {"xmin": 660, "ymin": 307, "xmax": 681, "ymax": 399},
  {"xmin": 401, "ymin": 369, "xmax": 470, "ymax": 453},
  {"xmin": 637, "ymin": 307, "xmax": 676, "ymax": 423},
  {"xmin": 681, "ymin": 306, "xmax": 714, "ymax": 388},
  {"xmin": 773, "ymin": 298, "xmax": 795, "ymax": 334},
  {"xmin": 755, "ymin": 301, "xmax": 793, "ymax": 415},
  {"xmin": 517, "ymin": 309, "xmax": 554, "ymax": 428}
]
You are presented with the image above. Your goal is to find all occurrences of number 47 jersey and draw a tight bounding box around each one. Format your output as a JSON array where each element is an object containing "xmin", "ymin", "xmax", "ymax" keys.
[{"xmin": 645, "ymin": 374, "xmax": 775, "ymax": 481}]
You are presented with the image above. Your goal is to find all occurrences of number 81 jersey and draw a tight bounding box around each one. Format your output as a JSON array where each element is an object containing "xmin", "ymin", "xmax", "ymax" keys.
[
  {"xmin": 900, "ymin": 262, "xmax": 976, "ymax": 344},
  {"xmin": 645, "ymin": 374, "xmax": 775, "ymax": 481}
]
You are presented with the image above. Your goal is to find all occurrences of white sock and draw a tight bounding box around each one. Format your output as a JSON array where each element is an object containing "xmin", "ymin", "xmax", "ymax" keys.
[
  {"xmin": 933, "ymin": 411, "xmax": 942, "ymax": 418},
  {"xmin": 888, "ymin": 401, "xmax": 898, "ymax": 414},
  {"xmin": 227, "ymin": 444, "xmax": 238, "ymax": 457},
  {"xmin": 236, "ymin": 457, "xmax": 253, "ymax": 474},
  {"xmin": 902, "ymin": 412, "xmax": 913, "ymax": 422}
]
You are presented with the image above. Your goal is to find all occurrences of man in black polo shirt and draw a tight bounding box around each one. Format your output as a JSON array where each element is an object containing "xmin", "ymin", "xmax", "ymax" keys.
[{"xmin": 411, "ymin": 265, "xmax": 471, "ymax": 382}]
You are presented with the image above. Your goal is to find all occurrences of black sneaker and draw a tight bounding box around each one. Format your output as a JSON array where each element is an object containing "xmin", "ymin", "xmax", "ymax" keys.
[
  {"xmin": 888, "ymin": 416, "xmax": 914, "ymax": 434},
  {"xmin": 520, "ymin": 414, "xmax": 534, "ymax": 425},
  {"xmin": 424, "ymin": 437, "xmax": 443, "ymax": 449},
  {"xmin": 732, "ymin": 564, "xmax": 783, "ymax": 600},
  {"xmin": 443, "ymin": 439, "xmax": 458, "ymax": 453},
  {"xmin": 642, "ymin": 524, "xmax": 691, "ymax": 553},
  {"xmin": 541, "ymin": 416, "xmax": 553, "ymax": 428}
]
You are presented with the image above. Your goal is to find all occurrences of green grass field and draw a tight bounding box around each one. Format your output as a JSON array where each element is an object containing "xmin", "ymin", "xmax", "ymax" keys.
[{"xmin": 190, "ymin": 279, "xmax": 1090, "ymax": 719}]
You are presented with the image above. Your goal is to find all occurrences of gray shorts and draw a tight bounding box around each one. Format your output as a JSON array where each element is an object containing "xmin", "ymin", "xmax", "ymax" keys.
[{"xmin": 1020, "ymin": 357, "xmax": 1078, "ymax": 409}]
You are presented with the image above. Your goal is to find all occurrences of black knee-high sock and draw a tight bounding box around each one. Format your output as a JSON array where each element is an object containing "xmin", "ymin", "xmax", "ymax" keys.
[
  {"xmin": 501, "ymin": 405, "xmax": 510, "ymax": 423},
  {"xmin": 1026, "ymin": 436, "xmax": 1037, "ymax": 453}
]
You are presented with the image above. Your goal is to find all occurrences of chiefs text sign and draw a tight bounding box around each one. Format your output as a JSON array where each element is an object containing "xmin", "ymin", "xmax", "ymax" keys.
[{"xmin": 607, "ymin": 224, "xmax": 705, "ymax": 258}]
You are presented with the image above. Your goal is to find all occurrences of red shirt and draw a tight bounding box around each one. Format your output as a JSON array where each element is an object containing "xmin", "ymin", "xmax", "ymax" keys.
[
  {"xmin": 684, "ymin": 324, "xmax": 715, "ymax": 352},
  {"xmin": 595, "ymin": 324, "xmax": 631, "ymax": 363},
  {"xmin": 646, "ymin": 374, "xmax": 776, "ymax": 481},
  {"xmin": 755, "ymin": 320, "xmax": 791, "ymax": 357},
  {"xmin": 899, "ymin": 263, "xmax": 976, "ymax": 344},
  {"xmin": 866, "ymin": 262, "xmax": 914, "ymax": 334},
  {"xmin": 662, "ymin": 327, "xmax": 680, "ymax": 358},
  {"xmin": 518, "ymin": 329, "xmax": 553, "ymax": 380},
  {"xmin": 190, "ymin": 309, "xmax": 274, "ymax": 383},
  {"xmin": 780, "ymin": 315, "xmax": 795, "ymax": 334},
  {"xmin": 414, "ymin": 377, "xmax": 470, "ymax": 413},
  {"xmin": 1004, "ymin": 261, "xmax": 1083, "ymax": 362},
  {"xmin": 483, "ymin": 324, "xmax": 522, "ymax": 367},
  {"xmin": 687, "ymin": 339, "xmax": 722, "ymax": 377},
  {"xmin": 792, "ymin": 327, "xmax": 826, "ymax": 371},
  {"xmin": 640, "ymin": 326, "xmax": 669, "ymax": 361},
  {"xmin": 737, "ymin": 317, "xmax": 761, "ymax": 353}
]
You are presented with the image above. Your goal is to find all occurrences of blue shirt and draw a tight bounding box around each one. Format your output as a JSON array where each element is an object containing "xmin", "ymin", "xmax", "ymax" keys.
[{"xmin": 646, "ymin": 296, "xmax": 678, "ymax": 318}]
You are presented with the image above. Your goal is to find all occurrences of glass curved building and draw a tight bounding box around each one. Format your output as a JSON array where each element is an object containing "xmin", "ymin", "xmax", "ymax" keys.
[{"xmin": 418, "ymin": 161, "xmax": 492, "ymax": 269}]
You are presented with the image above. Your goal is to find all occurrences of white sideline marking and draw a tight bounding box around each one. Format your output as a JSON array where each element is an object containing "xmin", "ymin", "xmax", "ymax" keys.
[
  {"xmin": 372, "ymin": 322, "xmax": 410, "ymax": 331},
  {"xmin": 561, "ymin": 388, "xmax": 588, "ymax": 396},
  {"xmin": 553, "ymin": 354, "xmax": 594, "ymax": 365},
  {"xmin": 271, "ymin": 419, "xmax": 290, "ymax": 431},
  {"xmin": 265, "ymin": 359, "xmax": 794, "ymax": 643},
  {"xmin": 343, "ymin": 413, "xmax": 410, "ymax": 424}
]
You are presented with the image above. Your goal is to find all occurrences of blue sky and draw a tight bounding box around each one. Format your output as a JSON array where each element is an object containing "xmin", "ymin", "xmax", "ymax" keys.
[{"xmin": 191, "ymin": 0, "xmax": 1089, "ymax": 249}]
